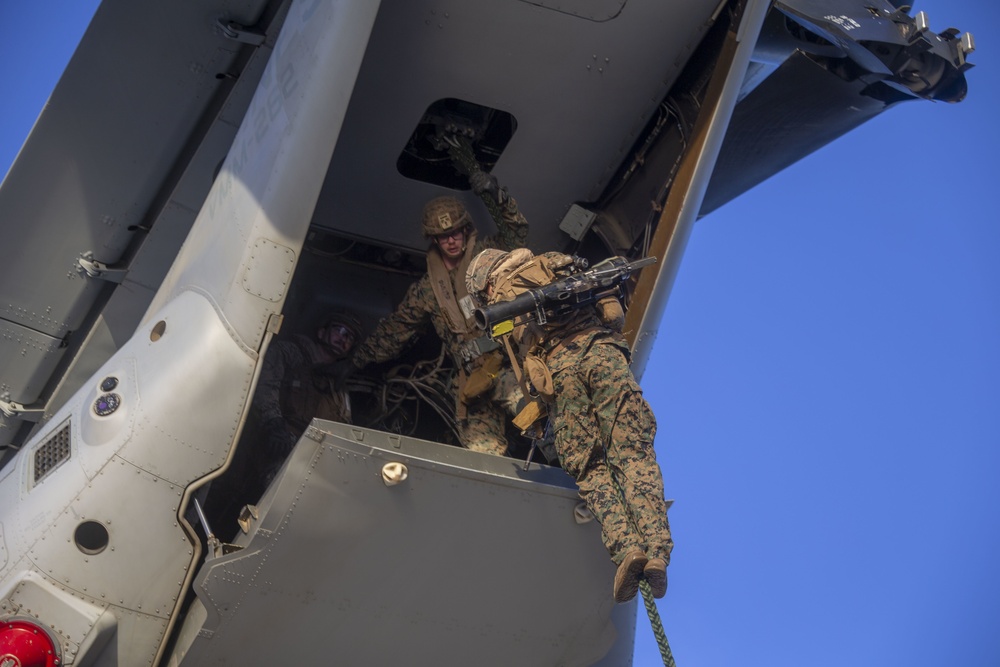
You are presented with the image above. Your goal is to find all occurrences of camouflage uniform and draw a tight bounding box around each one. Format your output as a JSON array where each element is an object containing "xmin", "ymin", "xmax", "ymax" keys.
[
  {"xmin": 200, "ymin": 329, "xmax": 356, "ymax": 516},
  {"xmin": 255, "ymin": 335, "xmax": 352, "ymax": 441},
  {"xmin": 484, "ymin": 252, "xmax": 673, "ymax": 567},
  {"xmin": 547, "ymin": 331, "xmax": 672, "ymax": 566},
  {"xmin": 352, "ymin": 196, "xmax": 528, "ymax": 454}
]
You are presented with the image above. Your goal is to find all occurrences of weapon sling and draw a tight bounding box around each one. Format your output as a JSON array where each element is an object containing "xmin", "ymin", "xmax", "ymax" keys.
[{"xmin": 498, "ymin": 335, "xmax": 548, "ymax": 470}]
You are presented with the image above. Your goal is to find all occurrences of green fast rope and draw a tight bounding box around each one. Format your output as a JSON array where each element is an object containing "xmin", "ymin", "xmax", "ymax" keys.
[
  {"xmin": 607, "ymin": 407, "xmax": 676, "ymax": 666},
  {"xmin": 638, "ymin": 579, "xmax": 676, "ymax": 667}
]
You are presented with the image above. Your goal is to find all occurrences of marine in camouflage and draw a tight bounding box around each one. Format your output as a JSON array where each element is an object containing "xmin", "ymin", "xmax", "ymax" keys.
[
  {"xmin": 549, "ymin": 336, "xmax": 672, "ymax": 566},
  {"xmin": 255, "ymin": 335, "xmax": 352, "ymax": 439},
  {"xmin": 352, "ymin": 191, "xmax": 528, "ymax": 454},
  {"xmin": 220, "ymin": 320, "xmax": 358, "ymax": 506},
  {"xmin": 481, "ymin": 249, "xmax": 673, "ymax": 573}
]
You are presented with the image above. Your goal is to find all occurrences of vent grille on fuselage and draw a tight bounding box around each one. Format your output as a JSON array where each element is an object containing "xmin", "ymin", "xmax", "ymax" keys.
[{"xmin": 33, "ymin": 422, "xmax": 71, "ymax": 485}]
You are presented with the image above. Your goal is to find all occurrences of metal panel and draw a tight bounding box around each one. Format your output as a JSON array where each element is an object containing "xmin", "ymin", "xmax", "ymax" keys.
[
  {"xmin": 0, "ymin": 0, "xmax": 278, "ymax": 453},
  {"xmin": 13, "ymin": 437, "xmax": 186, "ymax": 666},
  {"xmin": 517, "ymin": 0, "xmax": 627, "ymax": 22},
  {"xmin": 0, "ymin": 319, "xmax": 64, "ymax": 404},
  {"xmin": 143, "ymin": 0, "xmax": 386, "ymax": 353},
  {"xmin": 114, "ymin": 311, "xmax": 250, "ymax": 487},
  {"xmin": 0, "ymin": 0, "xmax": 271, "ymax": 338},
  {"xmin": 703, "ymin": 51, "xmax": 890, "ymax": 215},
  {"xmin": 315, "ymin": 0, "xmax": 721, "ymax": 252},
  {"xmin": 177, "ymin": 421, "xmax": 635, "ymax": 666},
  {"xmin": 4, "ymin": 287, "xmax": 262, "ymax": 665},
  {"xmin": 27, "ymin": 457, "xmax": 190, "ymax": 617},
  {"xmin": 1, "ymin": 571, "xmax": 118, "ymax": 665},
  {"xmin": 36, "ymin": 119, "xmax": 246, "ymax": 437}
]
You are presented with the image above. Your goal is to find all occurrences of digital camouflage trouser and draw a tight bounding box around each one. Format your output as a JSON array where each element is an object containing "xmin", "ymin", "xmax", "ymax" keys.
[
  {"xmin": 458, "ymin": 366, "xmax": 522, "ymax": 455},
  {"xmin": 551, "ymin": 340, "xmax": 673, "ymax": 565}
]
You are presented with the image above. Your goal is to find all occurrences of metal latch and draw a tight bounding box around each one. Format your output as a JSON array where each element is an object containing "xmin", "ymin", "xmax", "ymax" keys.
[
  {"xmin": 0, "ymin": 399, "xmax": 45, "ymax": 422},
  {"xmin": 217, "ymin": 18, "xmax": 266, "ymax": 46},
  {"xmin": 77, "ymin": 252, "xmax": 127, "ymax": 283}
]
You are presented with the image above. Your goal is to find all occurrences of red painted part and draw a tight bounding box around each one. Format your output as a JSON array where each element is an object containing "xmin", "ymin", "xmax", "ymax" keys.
[{"xmin": 0, "ymin": 620, "xmax": 60, "ymax": 667}]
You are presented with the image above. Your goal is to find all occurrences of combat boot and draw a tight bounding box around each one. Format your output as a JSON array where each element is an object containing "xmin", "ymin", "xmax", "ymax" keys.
[
  {"xmin": 643, "ymin": 558, "xmax": 667, "ymax": 599},
  {"xmin": 613, "ymin": 548, "xmax": 647, "ymax": 603}
]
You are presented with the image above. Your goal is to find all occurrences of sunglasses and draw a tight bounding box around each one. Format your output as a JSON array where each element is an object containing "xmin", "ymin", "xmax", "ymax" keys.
[{"xmin": 435, "ymin": 228, "xmax": 465, "ymax": 241}]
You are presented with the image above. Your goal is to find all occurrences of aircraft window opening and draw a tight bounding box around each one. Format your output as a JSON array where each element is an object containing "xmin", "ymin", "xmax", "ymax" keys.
[
  {"xmin": 284, "ymin": 230, "xmax": 464, "ymax": 445},
  {"xmin": 291, "ymin": 232, "xmax": 548, "ymax": 462},
  {"xmin": 204, "ymin": 227, "xmax": 557, "ymax": 535},
  {"xmin": 202, "ymin": 231, "xmax": 467, "ymax": 536},
  {"xmin": 74, "ymin": 520, "xmax": 110, "ymax": 555},
  {"xmin": 150, "ymin": 320, "xmax": 167, "ymax": 341},
  {"xmin": 396, "ymin": 98, "xmax": 517, "ymax": 189}
]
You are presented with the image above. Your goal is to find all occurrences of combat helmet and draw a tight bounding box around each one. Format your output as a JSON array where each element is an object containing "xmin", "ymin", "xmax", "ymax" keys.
[
  {"xmin": 320, "ymin": 309, "xmax": 364, "ymax": 341},
  {"xmin": 422, "ymin": 196, "xmax": 471, "ymax": 237},
  {"xmin": 466, "ymin": 248, "xmax": 509, "ymax": 301}
]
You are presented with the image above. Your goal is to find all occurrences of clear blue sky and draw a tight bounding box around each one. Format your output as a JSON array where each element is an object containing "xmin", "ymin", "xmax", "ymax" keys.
[
  {"xmin": 639, "ymin": 2, "xmax": 1000, "ymax": 666},
  {"xmin": 2, "ymin": 2, "xmax": 997, "ymax": 666}
]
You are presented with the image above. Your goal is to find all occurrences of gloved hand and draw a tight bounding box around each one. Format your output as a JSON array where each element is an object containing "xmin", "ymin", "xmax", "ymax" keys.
[
  {"xmin": 469, "ymin": 169, "xmax": 496, "ymax": 195},
  {"xmin": 469, "ymin": 169, "xmax": 508, "ymax": 205}
]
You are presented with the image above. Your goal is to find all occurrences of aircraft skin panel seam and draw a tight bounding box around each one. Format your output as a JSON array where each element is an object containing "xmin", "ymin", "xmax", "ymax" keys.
[{"xmin": 515, "ymin": 0, "xmax": 628, "ymax": 22}]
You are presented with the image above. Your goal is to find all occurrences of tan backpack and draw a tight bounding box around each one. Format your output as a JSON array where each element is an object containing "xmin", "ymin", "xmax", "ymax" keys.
[{"xmin": 489, "ymin": 252, "xmax": 575, "ymax": 407}]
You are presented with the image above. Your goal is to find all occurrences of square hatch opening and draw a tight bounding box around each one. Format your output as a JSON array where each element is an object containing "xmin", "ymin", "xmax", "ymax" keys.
[{"xmin": 397, "ymin": 98, "xmax": 517, "ymax": 189}]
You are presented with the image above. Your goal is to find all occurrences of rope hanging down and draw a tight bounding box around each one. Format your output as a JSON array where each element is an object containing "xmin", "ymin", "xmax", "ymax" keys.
[
  {"xmin": 607, "ymin": 416, "xmax": 676, "ymax": 666},
  {"xmin": 639, "ymin": 579, "xmax": 676, "ymax": 667}
]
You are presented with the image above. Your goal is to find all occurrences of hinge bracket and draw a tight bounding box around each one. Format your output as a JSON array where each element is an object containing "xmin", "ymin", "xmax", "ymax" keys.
[
  {"xmin": 217, "ymin": 18, "xmax": 266, "ymax": 46},
  {"xmin": 0, "ymin": 399, "xmax": 45, "ymax": 422},
  {"xmin": 77, "ymin": 253, "xmax": 127, "ymax": 284}
]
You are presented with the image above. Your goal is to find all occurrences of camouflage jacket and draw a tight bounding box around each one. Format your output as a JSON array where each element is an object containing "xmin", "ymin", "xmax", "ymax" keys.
[
  {"xmin": 253, "ymin": 335, "xmax": 351, "ymax": 431},
  {"xmin": 353, "ymin": 196, "xmax": 528, "ymax": 371}
]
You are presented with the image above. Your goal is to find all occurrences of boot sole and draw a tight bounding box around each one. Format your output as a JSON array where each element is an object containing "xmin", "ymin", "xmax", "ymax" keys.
[
  {"xmin": 614, "ymin": 552, "xmax": 648, "ymax": 603},
  {"xmin": 644, "ymin": 567, "xmax": 666, "ymax": 599}
]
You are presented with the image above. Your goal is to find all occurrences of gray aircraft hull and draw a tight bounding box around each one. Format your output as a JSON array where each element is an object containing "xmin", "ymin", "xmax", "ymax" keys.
[
  {"xmin": 170, "ymin": 421, "xmax": 634, "ymax": 665},
  {"xmin": 0, "ymin": 0, "xmax": 974, "ymax": 664}
]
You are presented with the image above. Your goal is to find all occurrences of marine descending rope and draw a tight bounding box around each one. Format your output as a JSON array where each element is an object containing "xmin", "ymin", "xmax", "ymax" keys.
[{"xmin": 449, "ymin": 133, "xmax": 676, "ymax": 665}]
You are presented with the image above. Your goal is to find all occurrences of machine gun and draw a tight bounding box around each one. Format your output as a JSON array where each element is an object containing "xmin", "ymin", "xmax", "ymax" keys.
[{"xmin": 473, "ymin": 255, "xmax": 656, "ymax": 339}]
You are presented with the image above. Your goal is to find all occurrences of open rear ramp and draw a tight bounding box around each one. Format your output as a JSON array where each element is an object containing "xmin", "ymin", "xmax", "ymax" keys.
[{"xmin": 170, "ymin": 421, "xmax": 635, "ymax": 665}]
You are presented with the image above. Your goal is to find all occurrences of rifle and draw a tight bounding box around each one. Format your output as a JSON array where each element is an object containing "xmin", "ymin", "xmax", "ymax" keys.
[{"xmin": 474, "ymin": 255, "xmax": 657, "ymax": 339}]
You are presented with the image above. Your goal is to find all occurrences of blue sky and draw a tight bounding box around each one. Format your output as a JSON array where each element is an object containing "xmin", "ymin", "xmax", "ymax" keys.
[
  {"xmin": 2, "ymin": 2, "xmax": 997, "ymax": 666},
  {"xmin": 640, "ymin": 2, "xmax": 1000, "ymax": 666}
]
